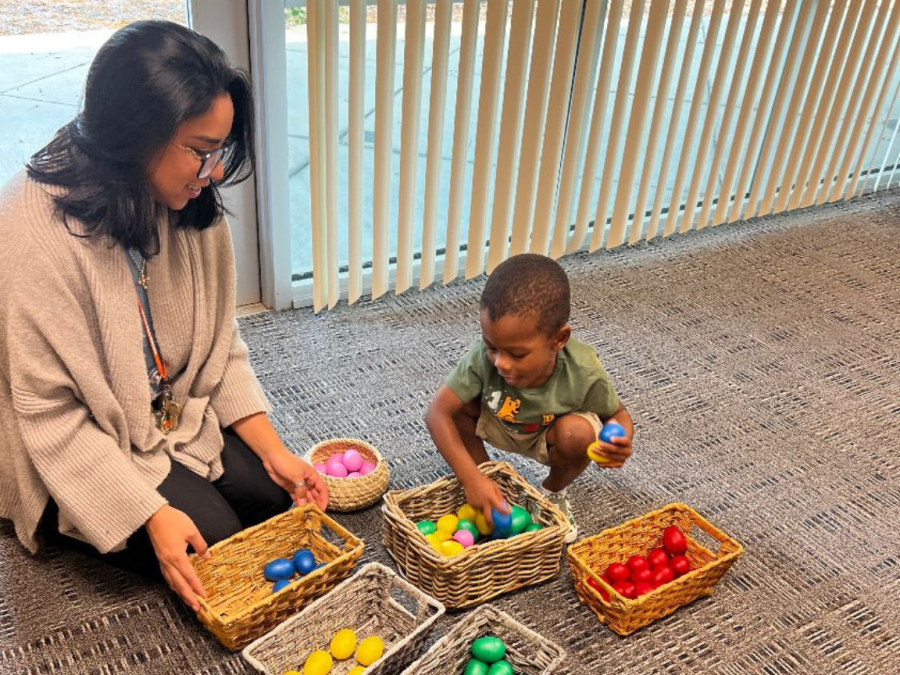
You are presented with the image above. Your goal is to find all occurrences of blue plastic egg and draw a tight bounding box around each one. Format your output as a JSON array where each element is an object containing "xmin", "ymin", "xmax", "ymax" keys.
[
  {"xmin": 491, "ymin": 508, "xmax": 512, "ymax": 536},
  {"xmin": 263, "ymin": 557, "xmax": 295, "ymax": 581},
  {"xmin": 272, "ymin": 579, "xmax": 291, "ymax": 593},
  {"xmin": 599, "ymin": 422, "xmax": 626, "ymax": 444},
  {"xmin": 293, "ymin": 549, "xmax": 317, "ymax": 575}
]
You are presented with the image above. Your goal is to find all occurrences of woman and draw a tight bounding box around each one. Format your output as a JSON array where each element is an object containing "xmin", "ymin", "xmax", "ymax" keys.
[{"xmin": 0, "ymin": 21, "xmax": 327, "ymax": 611}]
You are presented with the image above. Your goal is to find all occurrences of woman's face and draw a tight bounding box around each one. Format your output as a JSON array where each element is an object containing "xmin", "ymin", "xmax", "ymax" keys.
[{"xmin": 146, "ymin": 93, "xmax": 234, "ymax": 210}]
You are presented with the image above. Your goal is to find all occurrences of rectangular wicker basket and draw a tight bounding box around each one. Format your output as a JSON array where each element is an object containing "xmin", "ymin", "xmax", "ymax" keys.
[
  {"xmin": 381, "ymin": 461, "xmax": 569, "ymax": 609},
  {"xmin": 190, "ymin": 505, "xmax": 364, "ymax": 651},
  {"xmin": 242, "ymin": 562, "xmax": 446, "ymax": 674},
  {"xmin": 399, "ymin": 604, "xmax": 567, "ymax": 675},
  {"xmin": 567, "ymin": 502, "xmax": 743, "ymax": 636}
]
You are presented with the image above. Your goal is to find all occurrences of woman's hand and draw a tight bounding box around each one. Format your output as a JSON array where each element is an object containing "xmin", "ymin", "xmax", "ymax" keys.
[
  {"xmin": 145, "ymin": 505, "xmax": 210, "ymax": 611},
  {"xmin": 262, "ymin": 448, "xmax": 329, "ymax": 510},
  {"xmin": 463, "ymin": 475, "xmax": 509, "ymax": 527}
]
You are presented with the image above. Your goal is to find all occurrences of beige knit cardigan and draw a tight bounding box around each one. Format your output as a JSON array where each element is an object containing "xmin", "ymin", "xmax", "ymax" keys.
[{"xmin": 0, "ymin": 171, "xmax": 270, "ymax": 554}]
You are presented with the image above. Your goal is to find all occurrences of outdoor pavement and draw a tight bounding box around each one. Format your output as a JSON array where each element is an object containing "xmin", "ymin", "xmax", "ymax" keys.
[{"xmin": 1, "ymin": 18, "xmax": 896, "ymax": 273}]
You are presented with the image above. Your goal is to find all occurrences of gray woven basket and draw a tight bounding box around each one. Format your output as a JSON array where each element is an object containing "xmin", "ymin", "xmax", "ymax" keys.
[
  {"xmin": 399, "ymin": 604, "xmax": 567, "ymax": 674},
  {"xmin": 242, "ymin": 562, "xmax": 445, "ymax": 674}
]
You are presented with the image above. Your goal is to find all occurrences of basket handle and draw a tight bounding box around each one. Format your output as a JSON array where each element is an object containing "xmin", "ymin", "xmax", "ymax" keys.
[{"xmin": 685, "ymin": 506, "xmax": 741, "ymax": 557}]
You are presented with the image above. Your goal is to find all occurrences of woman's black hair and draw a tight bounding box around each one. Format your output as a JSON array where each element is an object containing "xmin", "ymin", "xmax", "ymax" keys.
[{"xmin": 26, "ymin": 20, "xmax": 255, "ymax": 256}]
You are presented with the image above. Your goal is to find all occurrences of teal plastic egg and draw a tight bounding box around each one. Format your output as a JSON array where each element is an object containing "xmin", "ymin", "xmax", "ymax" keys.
[
  {"xmin": 464, "ymin": 658, "xmax": 490, "ymax": 675},
  {"xmin": 487, "ymin": 659, "xmax": 515, "ymax": 675},
  {"xmin": 456, "ymin": 519, "xmax": 480, "ymax": 541},
  {"xmin": 471, "ymin": 636, "xmax": 506, "ymax": 664},
  {"xmin": 509, "ymin": 505, "xmax": 533, "ymax": 534},
  {"xmin": 416, "ymin": 520, "xmax": 438, "ymax": 536},
  {"xmin": 263, "ymin": 557, "xmax": 295, "ymax": 581},
  {"xmin": 525, "ymin": 522, "xmax": 543, "ymax": 532}
]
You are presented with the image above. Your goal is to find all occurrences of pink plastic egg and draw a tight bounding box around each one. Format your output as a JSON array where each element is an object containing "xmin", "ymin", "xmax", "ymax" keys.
[
  {"xmin": 325, "ymin": 452, "xmax": 345, "ymax": 468},
  {"xmin": 314, "ymin": 463, "xmax": 328, "ymax": 474},
  {"xmin": 346, "ymin": 471, "xmax": 361, "ymax": 478},
  {"xmin": 327, "ymin": 463, "xmax": 349, "ymax": 478},
  {"xmin": 343, "ymin": 449, "xmax": 364, "ymax": 472},
  {"xmin": 452, "ymin": 529, "xmax": 475, "ymax": 548},
  {"xmin": 359, "ymin": 460, "xmax": 377, "ymax": 475}
]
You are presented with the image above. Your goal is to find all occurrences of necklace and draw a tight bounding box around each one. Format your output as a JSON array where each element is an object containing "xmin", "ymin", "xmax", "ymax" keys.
[{"xmin": 128, "ymin": 250, "xmax": 149, "ymax": 289}]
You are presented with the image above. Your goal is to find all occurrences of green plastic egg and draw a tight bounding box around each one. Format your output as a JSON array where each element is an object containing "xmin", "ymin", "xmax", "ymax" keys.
[
  {"xmin": 487, "ymin": 659, "xmax": 515, "ymax": 675},
  {"xmin": 470, "ymin": 636, "xmax": 506, "ymax": 664},
  {"xmin": 464, "ymin": 658, "xmax": 490, "ymax": 675},
  {"xmin": 416, "ymin": 520, "xmax": 438, "ymax": 536},
  {"xmin": 456, "ymin": 519, "xmax": 480, "ymax": 541},
  {"xmin": 525, "ymin": 522, "xmax": 543, "ymax": 532},
  {"xmin": 509, "ymin": 505, "xmax": 533, "ymax": 534}
]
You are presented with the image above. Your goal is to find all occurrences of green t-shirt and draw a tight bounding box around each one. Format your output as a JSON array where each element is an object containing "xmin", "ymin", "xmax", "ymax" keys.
[{"xmin": 445, "ymin": 337, "xmax": 621, "ymax": 435}]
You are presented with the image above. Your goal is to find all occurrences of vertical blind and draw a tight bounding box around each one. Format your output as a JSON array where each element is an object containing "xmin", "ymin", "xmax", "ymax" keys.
[{"xmin": 303, "ymin": 0, "xmax": 900, "ymax": 311}]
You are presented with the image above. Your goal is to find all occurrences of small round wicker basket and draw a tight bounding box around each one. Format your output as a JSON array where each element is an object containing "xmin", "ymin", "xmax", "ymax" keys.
[{"xmin": 305, "ymin": 438, "xmax": 390, "ymax": 512}]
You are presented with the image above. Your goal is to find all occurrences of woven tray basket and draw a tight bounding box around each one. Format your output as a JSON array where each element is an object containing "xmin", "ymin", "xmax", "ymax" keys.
[
  {"xmin": 305, "ymin": 438, "xmax": 390, "ymax": 512},
  {"xmin": 381, "ymin": 461, "xmax": 569, "ymax": 609},
  {"xmin": 399, "ymin": 604, "xmax": 567, "ymax": 675},
  {"xmin": 567, "ymin": 502, "xmax": 743, "ymax": 636},
  {"xmin": 242, "ymin": 562, "xmax": 446, "ymax": 674},
  {"xmin": 190, "ymin": 505, "xmax": 365, "ymax": 651}
]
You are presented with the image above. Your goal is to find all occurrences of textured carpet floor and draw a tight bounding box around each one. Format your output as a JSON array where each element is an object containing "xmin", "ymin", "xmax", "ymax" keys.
[{"xmin": 3, "ymin": 191, "xmax": 900, "ymax": 675}]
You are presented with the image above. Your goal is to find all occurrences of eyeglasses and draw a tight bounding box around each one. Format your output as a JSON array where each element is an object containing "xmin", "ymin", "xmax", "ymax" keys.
[{"xmin": 172, "ymin": 141, "xmax": 233, "ymax": 179}]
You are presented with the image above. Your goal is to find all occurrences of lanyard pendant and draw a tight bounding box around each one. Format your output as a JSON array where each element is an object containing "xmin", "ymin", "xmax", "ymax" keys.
[{"xmin": 155, "ymin": 388, "xmax": 181, "ymax": 434}]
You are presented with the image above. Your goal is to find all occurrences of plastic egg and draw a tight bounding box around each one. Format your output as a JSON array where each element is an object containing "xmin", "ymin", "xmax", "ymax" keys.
[
  {"xmin": 525, "ymin": 522, "xmax": 543, "ymax": 532},
  {"xmin": 303, "ymin": 650, "xmax": 333, "ymax": 675},
  {"xmin": 432, "ymin": 529, "xmax": 452, "ymax": 542},
  {"xmin": 456, "ymin": 519, "xmax": 480, "ymax": 541},
  {"xmin": 293, "ymin": 549, "xmax": 316, "ymax": 575},
  {"xmin": 471, "ymin": 636, "xmax": 506, "ymax": 663},
  {"xmin": 436, "ymin": 514, "xmax": 459, "ymax": 534},
  {"xmin": 355, "ymin": 635, "xmax": 385, "ymax": 666},
  {"xmin": 347, "ymin": 667, "xmax": 366, "ymax": 675},
  {"xmin": 464, "ymin": 659, "xmax": 489, "ymax": 675},
  {"xmin": 452, "ymin": 529, "xmax": 475, "ymax": 548},
  {"xmin": 416, "ymin": 520, "xmax": 438, "ymax": 536},
  {"xmin": 272, "ymin": 579, "xmax": 291, "ymax": 593},
  {"xmin": 474, "ymin": 512, "xmax": 493, "ymax": 536},
  {"xmin": 342, "ymin": 449, "xmax": 364, "ymax": 472},
  {"xmin": 359, "ymin": 460, "xmax": 377, "ymax": 475},
  {"xmin": 509, "ymin": 505, "xmax": 533, "ymax": 534},
  {"xmin": 599, "ymin": 421, "xmax": 626, "ymax": 444},
  {"xmin": 314, "ymin": 463, "xmax": 328, "ymax": 474},
  {"xmin": 440, "ymin": 539, "xmax": 465, "ymax": 557},
  {"xmin": 491, "ymin": 508, "xmax": 512, "ymax": 536},
  {"xmin": 425, "ymin": 533, "xmax": 443, "ymax": 552},
  {"xmin": 487, "ymin": 660, "xmax": 515, "ymax": 675},
  {"xmin": 457, "ymin": 503, "xmax": 479, "ymax": 522},
  {"xmin": 347, "ymin": 471, "xmax": 361, "ymax": 478},
  {"xmin": 325, "ymin": 452, "xmax": 345, "ymax": 467},
  {"xmin": 263, "ymin": 557, "xmax": 295, "ymax": 581},
  {"xmin": 327, "ymin": 463, "xmax": 349, "ymax": 478},
  {"xmin": 283, "ymin": 671, "xmax": 302, "ymax": 675},
  {"xmin": 329, "ymin": 628, "xmax": 357, "ymax": 660}
]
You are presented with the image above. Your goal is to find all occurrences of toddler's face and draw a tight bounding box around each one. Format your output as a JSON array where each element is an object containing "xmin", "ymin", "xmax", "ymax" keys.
[{"xmin": 479, "ymin": 310, "xmax": 570, "ymax": 389}]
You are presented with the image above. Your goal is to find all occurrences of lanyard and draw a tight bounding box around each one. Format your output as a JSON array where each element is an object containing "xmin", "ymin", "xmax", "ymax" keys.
[{"xmin": 134, "ymin": 294, "xmax": 169, "ymax": 383}]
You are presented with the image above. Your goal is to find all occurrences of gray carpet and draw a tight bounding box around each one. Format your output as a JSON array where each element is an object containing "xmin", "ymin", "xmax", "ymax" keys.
[{"xmin": 3, "ymin": 191, "xmax": 900, "ymax": 675}]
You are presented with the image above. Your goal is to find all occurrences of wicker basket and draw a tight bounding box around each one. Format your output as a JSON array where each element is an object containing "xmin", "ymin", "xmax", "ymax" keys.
[
  {"xmin": 381, "ymin": 461, "xmax": 569, "ymax": 609},
  {"xmin": 567, "ymin": 502, "xmax": 744, "ymax": 636},
  {"xmin": 399, "ymin": 604, "xmax": 567, "ymax": 675},
  {"xmin": 305, "ymin": 438, "xmax": 390, "ymax": 512},
  {"xmin": 190, "ymin": 505, "xmax": 365, "ymax": 651},
  {"xmin": 241, "ymin": 562, "xmax": 446, "ymax": 674}
]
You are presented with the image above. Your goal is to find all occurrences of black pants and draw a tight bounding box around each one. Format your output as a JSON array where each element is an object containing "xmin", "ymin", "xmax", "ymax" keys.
[{"xmin": 42, "ymin": 427, "xmax": 293, "ymax": 578}]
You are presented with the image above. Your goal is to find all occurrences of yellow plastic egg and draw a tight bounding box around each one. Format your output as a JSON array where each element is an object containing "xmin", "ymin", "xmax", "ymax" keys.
[
  {"xmin": 440, "ymin": 539, "xmax": 465, "ymax": 557},
  {"xmin": 329, "ymin": 628, "xmax": 357, "ymax": 660},
  {"xmin": 355, "ymin": 635, "xmax": 385, "ymax": 666},
  {"xmin": 283, "ymin": 671, "xmax": 302, "ymax": 675},
  {"xmin": 457, "ymin": 503, "xmax": 479, "ymax": 522},
  {"xmin": 474, "ymin": 512, "xmax": 493, "ymax": 536},
  {"xmin": 432, "ymin": 529, "xmax": 452, "ymax": 542},
  {"xmin": 425, "ymin": 533, "xmax": 443, "ymax": 551},
  {"xmin": 347, "ymin": 667, "xmax": 366, "ymax": 675},
  {"xmin": 303, "ymin": 650, "xmax": 333, "ymax": 675},
  {"xmin": 436, "ymin": 514, "xmax": 459, "ymax": 534}
]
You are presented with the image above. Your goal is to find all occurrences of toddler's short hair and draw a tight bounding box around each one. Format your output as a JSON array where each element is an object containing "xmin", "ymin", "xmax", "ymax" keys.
[{"xmin": 480, "ymin": 254, "xmax": 570, "ymax": 335}]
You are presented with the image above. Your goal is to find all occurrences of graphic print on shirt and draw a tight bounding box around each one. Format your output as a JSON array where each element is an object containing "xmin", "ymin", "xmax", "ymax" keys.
[{"xmin": 495, "ymin": 396, "xmax": 522, "ymax": 424}]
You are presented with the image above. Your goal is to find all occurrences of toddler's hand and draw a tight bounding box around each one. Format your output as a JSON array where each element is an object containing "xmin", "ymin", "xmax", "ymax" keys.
[
  {"xmin": 587, "ymin": 434, "xmax": 632, "ymax": 468},
  {"xmin": 463, "ymin": 475, "xmax": 509, "ymax": 527}
]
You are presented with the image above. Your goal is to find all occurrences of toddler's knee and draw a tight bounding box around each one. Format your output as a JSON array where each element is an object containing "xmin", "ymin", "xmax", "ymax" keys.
[{"xmin": 554, "ymin": 417, "xmax": 597, "ymax": 456}]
